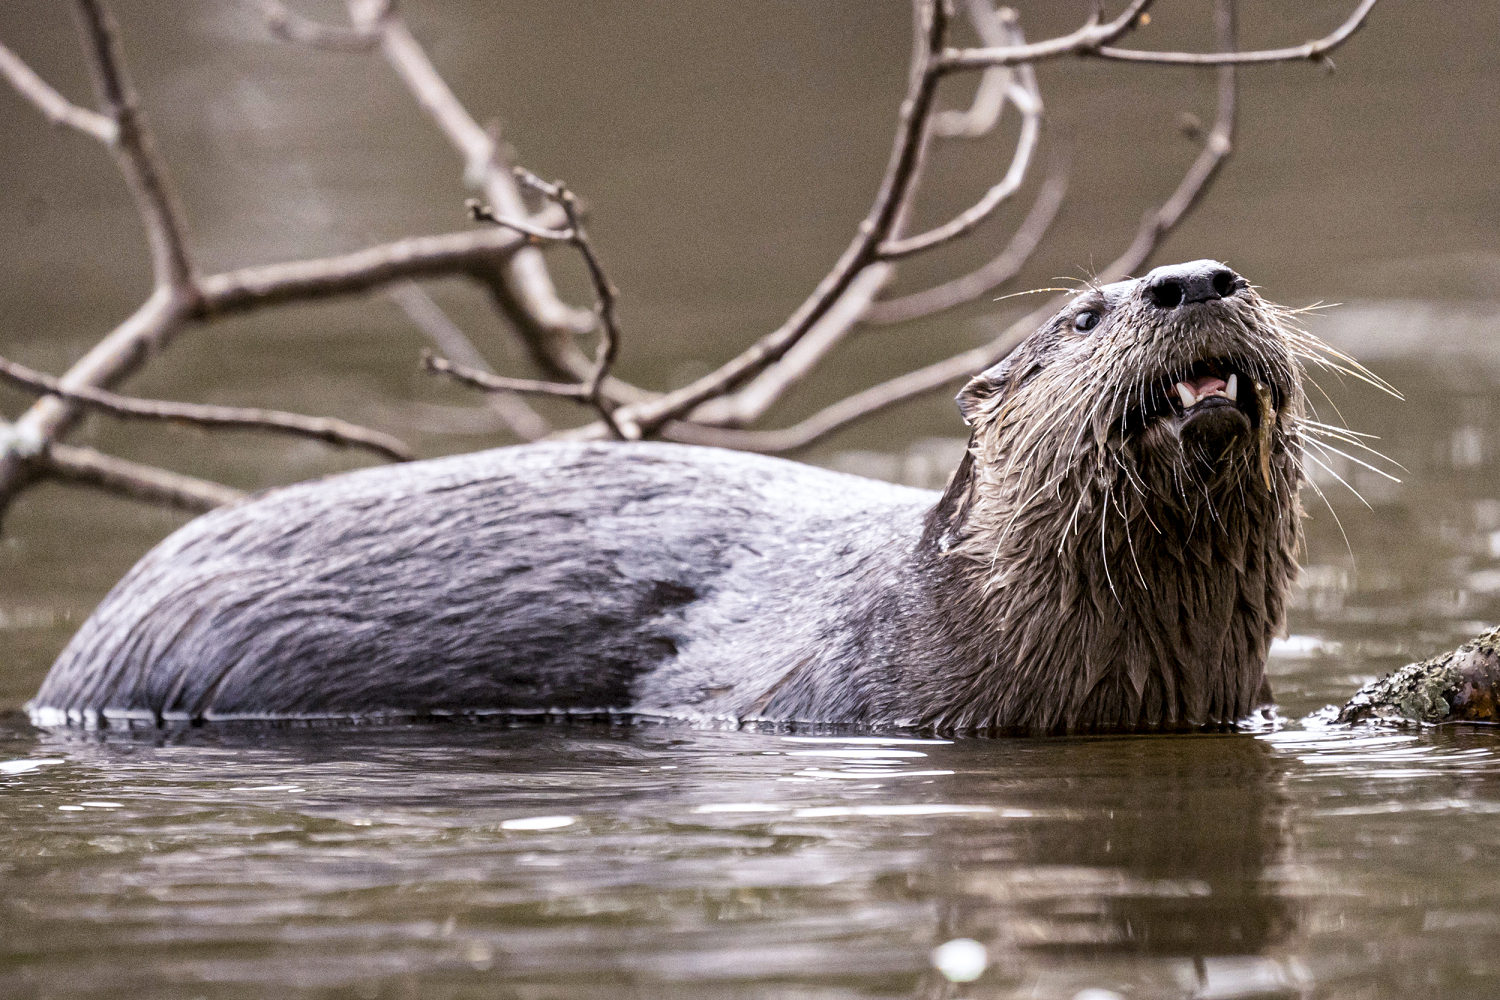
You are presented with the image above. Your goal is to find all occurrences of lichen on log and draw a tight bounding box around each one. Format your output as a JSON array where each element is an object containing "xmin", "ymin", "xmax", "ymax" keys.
[{"xmin": 1338, "ymin": 625, "xmax": 1500, "ymax": 725}]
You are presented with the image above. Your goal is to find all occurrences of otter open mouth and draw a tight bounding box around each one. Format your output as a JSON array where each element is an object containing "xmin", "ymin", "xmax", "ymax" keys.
[{"xmin": 1137, "ymin": 358, "xmax": 1264, "ymax": 429}]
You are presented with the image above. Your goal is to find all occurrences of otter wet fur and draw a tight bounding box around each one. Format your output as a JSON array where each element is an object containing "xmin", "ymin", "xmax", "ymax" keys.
[{"xmin": 34, "ymin": 260, "xmax": 1363, "ymax": 734}]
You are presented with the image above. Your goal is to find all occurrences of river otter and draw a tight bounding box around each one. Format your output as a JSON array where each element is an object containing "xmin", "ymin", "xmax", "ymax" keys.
[{"xmin": 29, "ymin": 260, "xmax": 1308, "ymax": 733}]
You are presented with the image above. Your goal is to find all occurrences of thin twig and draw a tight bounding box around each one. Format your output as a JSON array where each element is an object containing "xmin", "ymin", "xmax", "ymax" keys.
[
  {"xmin": 1092, "ymin": 0, "xmax": 1375, "ymax": 64},
  {"xmin": 665, "ymin": 0, "xmax": 1246, "ymax": 455},
  {"xmin": 469, "ymin": 171, "xmax": 631, "ymax": 438},
  {"xmin": 74, "ymin": 0, "xmax": 195, "ymax": 294},
  {"xmin": 42, "ymin": 443, "xmax": 244, "ymax": 512},
  {"xmin": 864, "ymin": 167, "xmax": 1066, "ymax": 325},
  {"xmin": 0, "ymin": 354, "xmax": 414, "ymax": 462},
  {"xmin": 932, "ymin": 1, "xmax": 1020, "ymax": 139},
  {"xmin": 422, "ymin": 352, "xmax": 589, "ymax": 400},
  {"xmin": 0, "ymin": 38, "xmax": 117, "ymax": 141},
  {"xmin": 386, "ymin": 282, "xmax": 551, "ymax": 441},
  {"xmin": 259, "ymin": 0, "xmax": 380, "ymax": 52},
  {"xmin": 603, "ymin": 0, "xmax": 955, "ymax": 437}
]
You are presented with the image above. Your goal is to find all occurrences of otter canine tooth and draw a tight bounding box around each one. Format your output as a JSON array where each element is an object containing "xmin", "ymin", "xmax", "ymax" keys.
[
  {"xmin": 1176, "ymin": 382, "xmax": 1197, "ymax": 410},
  {"xmin": 1227, "ymin": 373, "xmax": 1238, "ymax": 401}
]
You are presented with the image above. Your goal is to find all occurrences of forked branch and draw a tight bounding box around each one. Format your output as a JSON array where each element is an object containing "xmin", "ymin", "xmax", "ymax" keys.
[{"xmin": 0, "ymin": 355, "xmax": 414, "ymax": 462}]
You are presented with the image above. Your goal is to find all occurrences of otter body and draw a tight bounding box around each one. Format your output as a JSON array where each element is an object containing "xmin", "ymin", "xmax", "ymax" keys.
[{"xmin": 31, "ymin": 260, "xmax": 1310, "ymax": 733}]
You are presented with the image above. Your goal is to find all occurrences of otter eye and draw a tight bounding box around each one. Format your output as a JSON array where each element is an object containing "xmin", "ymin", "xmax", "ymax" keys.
[{"xmin": 1072, "ymin": 309, "xmax": 1101, "ymax": 333}]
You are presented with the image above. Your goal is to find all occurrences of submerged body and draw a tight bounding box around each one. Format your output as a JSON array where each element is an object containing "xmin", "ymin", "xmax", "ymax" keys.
[{"xmin": 32, "ymin": 260, "xmax": 1314, "ymax": 733}]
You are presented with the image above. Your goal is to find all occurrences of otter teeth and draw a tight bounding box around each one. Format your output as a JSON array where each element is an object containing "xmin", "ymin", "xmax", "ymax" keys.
[{"xmin": 1174, "ymin": 372, "xmax": 1239, "ymax": 411}]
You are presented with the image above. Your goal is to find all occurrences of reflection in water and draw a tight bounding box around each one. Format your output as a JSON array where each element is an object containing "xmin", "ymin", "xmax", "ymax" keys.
[
  {"xmin": 0, "ymin": 721, "xmax": 1297, "ymax": 999},
  {"xmin": 4, "ymin": 712, "xmax": 1500, "ymax": 999}
]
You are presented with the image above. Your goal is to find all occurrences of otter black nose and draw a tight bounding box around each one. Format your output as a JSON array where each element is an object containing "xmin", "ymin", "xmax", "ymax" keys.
[{"xmin": 1143, "ymin": 260, "xmax": 1242, "ymax": 309}]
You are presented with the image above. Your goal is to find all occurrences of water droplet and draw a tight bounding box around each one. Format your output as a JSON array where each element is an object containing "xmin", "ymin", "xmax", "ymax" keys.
[{"xmin": 931, "ymin": 937, "xmax": 987, "ymax": 982}]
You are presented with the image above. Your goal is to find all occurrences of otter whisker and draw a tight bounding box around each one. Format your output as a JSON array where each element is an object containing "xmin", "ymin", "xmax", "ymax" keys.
[
  {"xmin": 1300, "ymin": 421, "xmax": 1403, "ymax": 466},
  {"xmin": 1300, "ymin": 469, "xmax": 1356, "ymax": 563},
  {"xmin": 1296, "ymin": 445, "xmax": 1374, "ymax": 511},
  {"xmin": 1301, "ymin": 436, "xmax": 1401, "ymax": 484},
  {"xmin": 1301, "ymin": 418, "xmax": 1380, "ymax": 440}
]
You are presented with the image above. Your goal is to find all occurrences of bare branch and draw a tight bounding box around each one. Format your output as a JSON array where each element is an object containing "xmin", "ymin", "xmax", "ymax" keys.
[
  {"xmin": 42, "ymin": 443, "xmax": 244, "ymax": 512},
  {"xmin": 0, "ymin": 354, "xmax": 414, "ymax": 462},
  {"xmin": 607, "ymin": 0, "xmax": 955, "ymax": 437},
  {"xmin": 195, "ymin": 224, "xmax": 543, "ymax": 315},
  {"xmin": 937, "ymin": 0, "xmax": 1155, "ymax": 71},
  {"xmin": 386, "ymin": 282, "xmax": 551, "ymax": 441},
  {"xmin": 865, "ymin": 167, "xmax": 1066, "ymax": 325},
  {"xmin": 932, "ymin": 1, "xmax": 1021, "ymax": 139},
  {"xmin": 0, "ymin": 37, "xmax": 116, "ymax": 141},
  {"xmin": 879, "ymin": 9, "xmax": 1044, "ymax": 259},
  {"xmin": 939, "ymin": 0, "xmax": 1374, "ymax": 70},
  {"xmin": 73, "ymin": 0, "xmax": 195, "ymax": 293},
  {"xmin": 422, "ymin": 352, "xmax": 588, "ymax": 400},
  {"xmin": 259, "ymin": 0, "xmax": 380, "ymax": 52},
  {"xmin": 667, "ymin": 0, "xmax": 1247, "ymax": 454},
  {"xmin": 1092, "ymin": 0, "xmax": 1375, "ymax": 65},
  {"xmin": 342, "ymin": 1, "xmax": 597, "ymax": 360}
]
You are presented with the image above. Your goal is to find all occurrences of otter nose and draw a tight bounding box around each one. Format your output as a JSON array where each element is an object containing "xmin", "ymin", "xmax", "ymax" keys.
[{"xmin": 1142, "ymin": 260, "xmax": 1242, "ymax": 309}]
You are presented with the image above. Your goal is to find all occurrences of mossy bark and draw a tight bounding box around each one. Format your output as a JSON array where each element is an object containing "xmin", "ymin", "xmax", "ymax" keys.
[{"xmin": 1339, "ymin": 625, "xmax": 1500, "ymax": 725}]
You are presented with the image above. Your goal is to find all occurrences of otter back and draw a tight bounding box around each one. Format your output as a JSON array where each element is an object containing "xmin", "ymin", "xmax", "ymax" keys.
[{"xmin": 30, "ymin": 442, "xmax": 934, "ymax": 726}]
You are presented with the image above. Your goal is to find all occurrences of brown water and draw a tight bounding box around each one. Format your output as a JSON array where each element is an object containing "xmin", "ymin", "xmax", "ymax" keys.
[{"xmin": 2, "ymin": 1, "xmax": 1499, "ymax": 997}]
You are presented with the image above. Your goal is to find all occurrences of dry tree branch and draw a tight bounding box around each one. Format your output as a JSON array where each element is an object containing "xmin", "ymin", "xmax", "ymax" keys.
[
  {"xmin": 74, "ymin": 0, "xmax": 194, "ymax": 294},
  {"xmin": 597, "ymin": 0, "xmax": 957, "ymax": 438},
  {"xmin": 0, "ymin": 355, "xmax": 414, "ymax": 462},
  {"xmin": 672, "ymin": 0, "xmax": 1247, "ymax": 456},
  {"xmin": 386, "ymin": 283, "xmax": 551, "ymax": 441},
  {"xmin": 42, "ymin": 443, "xmax": 244, "ymax": 512},
  {"xmin": 0, "ymin": 37, "xmax": 116, "ymax": 141},
  {"xmin": 864, "ymin": 167, "xmax": 1067, "ymax": 326},
  {"xmin": 1091, "ymin": 0, "xmax": 1375, "ymax": 65},
  {"xmin": 940, "ymin": 0, "xmax": 1375, "ymax": 69},
  {"xmin": 0, "ymin": 0, "xmax": 591, "ymax": 525},
  {"xmin": 449, "ymin": 170, "xmax": 631, "ymax": 438},
  {"xmin": 422, "ymin": 353, "xmax": 590, "ymax": 400},
  {"xmin": 932, "ymin": 1, "xmax": 1022, "ymax": 140}
]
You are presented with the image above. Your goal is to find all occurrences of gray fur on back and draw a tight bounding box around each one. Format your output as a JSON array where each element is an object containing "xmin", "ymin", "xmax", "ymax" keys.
[{"xmin": 32, "ymin": 442, "xmax": 936, "ymax": 726}]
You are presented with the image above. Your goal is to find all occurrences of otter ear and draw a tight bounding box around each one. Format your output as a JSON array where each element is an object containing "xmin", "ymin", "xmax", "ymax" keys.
[{"xmin": 955, "ymin": 358, "xmax": 1014, "ymax": 427}]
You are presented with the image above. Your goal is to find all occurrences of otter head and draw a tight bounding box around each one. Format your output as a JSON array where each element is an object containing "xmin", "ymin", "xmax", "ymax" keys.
[
  {"xmin": 926, "ymin": 261, "xmax": 1309, "ymax": 733},
  {"xmin": 955, "ymin": 260, "xmax": 1303, "ymax": 494}
]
